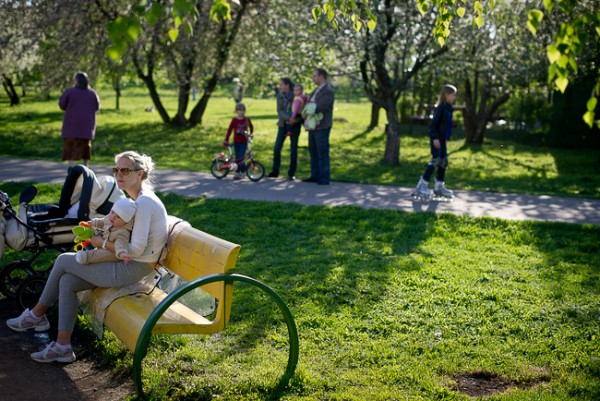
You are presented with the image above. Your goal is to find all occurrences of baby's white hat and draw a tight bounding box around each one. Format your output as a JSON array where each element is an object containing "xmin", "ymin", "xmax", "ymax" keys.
[{"xmin": 112, "ymin": 198, "xmax": 137, "ymax": 223}]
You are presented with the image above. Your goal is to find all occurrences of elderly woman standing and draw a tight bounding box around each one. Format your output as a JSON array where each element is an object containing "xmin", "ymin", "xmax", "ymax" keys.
[
  {"xmin": 7, "ymin": 151, "xmax": 168, "ymax": 363},
  {"xmin": 59, "ymin": 72, "xmax": 100, "ymax": 167}
]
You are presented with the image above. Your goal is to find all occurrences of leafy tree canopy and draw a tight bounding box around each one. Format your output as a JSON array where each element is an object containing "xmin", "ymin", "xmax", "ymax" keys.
[
  {"xmin": 313, "ymin": 0, "xmax": 600, "ymax": 128},
  {"xmin": 104, "ymin": 1, "xmax": 599, "ymax": 127}
]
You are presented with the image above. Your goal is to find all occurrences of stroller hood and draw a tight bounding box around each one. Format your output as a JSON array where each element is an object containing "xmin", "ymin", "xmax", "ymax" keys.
[
  {"xmin": 53, "ymin": 165, "xmax": 125, "ymax": 221},
  {"xmin": 70, "ymin": 174, "xmax": 125, "ymax": 219}
]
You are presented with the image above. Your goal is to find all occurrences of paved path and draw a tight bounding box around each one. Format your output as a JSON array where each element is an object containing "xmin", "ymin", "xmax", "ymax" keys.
[{"xmin": 1, "ymin": 157, "xmax": 599, "ymax": 226}]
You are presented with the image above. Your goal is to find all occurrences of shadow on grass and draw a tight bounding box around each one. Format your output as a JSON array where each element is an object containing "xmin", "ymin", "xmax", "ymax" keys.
[
  {"xmin": 158, "ymin": 196, "xmax": 439, "ymax": 399},
  {"xmin": 348, "ymin": 126, "xmax": 377, "ymax": 143},
  {"xmin": 193, "ymin": 207, "xmax": 429, "ymax": 332},
  {"xmin": 455, "ymin": 141, "xmax": 552, "ymax": 176},
  {"xmin": 452, "ymin": 139, "xmax": 600, "ymax": 197},
  {"xmin": 244, "ymin": 113, "xmax": 278, "ymax": 121},
  {"xmin": 524, "ymin": 221, "xmax": 600, "ymax": 292},
  {"xmin": 0, "ymin": 109, "xmax": 64, "ymax": 125},
  {"xmin": 549, "ymin": 149, "xmax": 600, "ymax": 198},
  {"xmin": 227, "ymin": 203, "xmax": 436, "ymax": 308},
  {"xmin": 520, "ymin": 220, "xmax": 600, "ymax": 399}
]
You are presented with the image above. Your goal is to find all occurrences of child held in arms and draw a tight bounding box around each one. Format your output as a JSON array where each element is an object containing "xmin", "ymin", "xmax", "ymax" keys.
[{"xmin": 75, "ymin": 198, "xmax": 137, "ymax": 264}]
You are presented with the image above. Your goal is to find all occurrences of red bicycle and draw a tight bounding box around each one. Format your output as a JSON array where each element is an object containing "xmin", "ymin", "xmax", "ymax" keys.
[{"xmin": 210, "ymin": 132, "xmax": 265, "ymax": 181}]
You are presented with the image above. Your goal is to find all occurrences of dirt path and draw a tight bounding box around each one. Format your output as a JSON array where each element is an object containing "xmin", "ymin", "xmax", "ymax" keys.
[{"xmin": 0, "ymin": 296, "xmax": 134, "ymax": 401}]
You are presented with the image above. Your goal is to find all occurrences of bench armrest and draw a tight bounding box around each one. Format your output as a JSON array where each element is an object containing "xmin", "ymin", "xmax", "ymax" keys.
[{"xmin": 132, "ymin": 273, "xmax": 299, "ymax": 397}]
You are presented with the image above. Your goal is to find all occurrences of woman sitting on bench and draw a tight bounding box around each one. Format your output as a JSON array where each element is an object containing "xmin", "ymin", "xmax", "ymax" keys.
[{"xmin": 7, "ymin": 150, "xmax": 168, "ymax": 363}]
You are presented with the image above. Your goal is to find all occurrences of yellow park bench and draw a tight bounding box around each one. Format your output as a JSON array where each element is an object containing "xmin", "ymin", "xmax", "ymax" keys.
[{"xmin": 80, "ymin": 223, "xmax": 299, "ymax": 397}]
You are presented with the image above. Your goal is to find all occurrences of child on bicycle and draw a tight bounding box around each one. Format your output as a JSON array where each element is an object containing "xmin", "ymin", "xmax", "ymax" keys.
[{"xmin": 223, "ymin": 102, "xmax": 254, "ymax": 180}]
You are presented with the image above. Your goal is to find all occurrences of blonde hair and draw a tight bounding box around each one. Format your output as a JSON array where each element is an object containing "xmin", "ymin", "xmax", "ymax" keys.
[
  {"xmin": 115, "ymin": 151, "xmax": 156, "ymax": 190},
  {"xmin": 437, "ymin": 84, "xmax": 457, "ymax": 106}
]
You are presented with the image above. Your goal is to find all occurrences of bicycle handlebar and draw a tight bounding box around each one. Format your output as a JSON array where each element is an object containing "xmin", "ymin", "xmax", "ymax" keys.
[{"xmin": 222, "ymin": 132, "xmax": 254, "ymax": 148}]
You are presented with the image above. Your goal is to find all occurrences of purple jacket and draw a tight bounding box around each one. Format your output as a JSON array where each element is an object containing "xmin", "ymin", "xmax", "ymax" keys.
[{"xmin": 59, "ymin": 87, "xmax": 100, "ymax": 139}]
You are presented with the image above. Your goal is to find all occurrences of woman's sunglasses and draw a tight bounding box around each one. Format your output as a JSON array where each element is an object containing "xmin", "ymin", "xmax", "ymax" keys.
[{"xmin": 112, "ymin": 167, "xmax": 141, "ymax": 176}]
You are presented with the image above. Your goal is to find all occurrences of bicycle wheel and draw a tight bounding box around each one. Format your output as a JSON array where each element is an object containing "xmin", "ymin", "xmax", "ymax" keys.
[
  {"xmin": 16, "ymin": 275, "xmax": 47, "ymax": 310},
  {"xmin": 0, "ymin": 260, "xmax": 35, "ymax": 298},
  {"xmin": 246, "ymin": 160, "xmax": 265, "ymax": 182},
  {"xmin": 211, "ymin": 159, "xmax": 230, "ymax": 179}
]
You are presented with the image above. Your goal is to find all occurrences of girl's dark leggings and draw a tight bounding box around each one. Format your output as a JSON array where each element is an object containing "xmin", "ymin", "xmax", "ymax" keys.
[{"xmin": 422, "ymin": 139, "xmax": 447, "ymax": 182}]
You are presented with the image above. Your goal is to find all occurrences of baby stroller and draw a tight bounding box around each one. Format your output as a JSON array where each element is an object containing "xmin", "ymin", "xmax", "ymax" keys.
[{"xmin": 0, "ymin": 165, "xmax": 125, "ymax": 309}]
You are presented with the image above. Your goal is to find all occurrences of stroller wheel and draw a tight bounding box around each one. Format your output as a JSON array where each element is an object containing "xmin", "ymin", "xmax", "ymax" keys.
[
  {"xmin": 0, "ymin": 260, "xmax": 35, "ymax": 298},
  {"xmin": 16, "ymin": 275, "xmax": 47, "ymax": 311}
]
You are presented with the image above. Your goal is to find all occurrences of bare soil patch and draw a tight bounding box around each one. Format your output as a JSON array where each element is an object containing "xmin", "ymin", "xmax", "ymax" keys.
[
  {"xmin": 453, "ymin": 371, "xmax": 550, "ymax": 398},
  {"xmin": 0, "ymin": 296, "xmax": 134, "ymax": 401}
]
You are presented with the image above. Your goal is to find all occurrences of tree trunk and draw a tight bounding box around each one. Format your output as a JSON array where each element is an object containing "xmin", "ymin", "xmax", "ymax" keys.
[
  {"xmin": 462, "ymin": 77, "xmax": 479, "ymax": 143},
  {"xmin": 130, "ymin": 15, "xmax": 172, "ymax": 124},
  {"xmin": 132, "ymin": 48, "xmax": 171, "ymax": 124},
  {"xmin": 360, "ymin": 25, "xmax": 448, "ymax": 162},
  {"xmin": 19, "ymin": 73, "xmax": 26, "ymax": 97},
  {"xmin": 190, "ymin": 74, "xmax": 218, "ymax": 127},
  {"xmin": 172, "ymin": 83, "xmax": 190, "ymax": 126},
  {"xmin": 2, "ymin": 74, "xmax": 20, "ymax": 105},
  {"xmin": 188, "ymin": 0, "xmax": 248, "ymax": 127},
  {"xmin": 172, "ymin": 60, "xmax": 193, "ymax": 126},
  {"xmin": 369, "ymin": 103, "xmax": 380, "ymax": 129},
  {"xmin": 383, "ymin": 100, "xmax": 400, "ymax": 165},
  {"xmin": 144, "ymin": 76, "xmax": 171, "ymax": 123},
  {"xmin": 462, "ymin": 76, "xmax": 511, "ymax": 144},
  {"xmin": 113, "ymin": 76, "xmax": 121, "ymax": 111},
  {"xmin": 473, "ymin": 91, "xmax": 511, "ymax": 143},
  {"xmin": 471, "ymin": 84, "xmax": 491, "ymax": 144}
]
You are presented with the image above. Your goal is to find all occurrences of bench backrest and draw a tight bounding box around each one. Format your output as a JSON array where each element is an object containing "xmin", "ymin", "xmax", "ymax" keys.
[{"xmin": 162, "ymin": 225, "xmax": 240, "ymax": 330}]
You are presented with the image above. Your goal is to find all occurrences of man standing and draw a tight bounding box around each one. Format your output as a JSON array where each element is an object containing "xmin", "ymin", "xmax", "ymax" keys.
[{"xmin": 303, "ymin": 68, "xmax": 335, "ymax": 185}]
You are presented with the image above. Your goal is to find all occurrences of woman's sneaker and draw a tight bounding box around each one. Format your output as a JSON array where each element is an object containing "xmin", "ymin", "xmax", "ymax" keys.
[
  {"xmin": 6, "ymin": 308, "xmax": 50, "ymax": 332},
  {"xmin": 31, "ymin": 342, "xmax": 76, "ymax": 363}
]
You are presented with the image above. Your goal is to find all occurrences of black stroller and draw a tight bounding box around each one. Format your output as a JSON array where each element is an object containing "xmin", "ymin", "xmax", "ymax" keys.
[{"xmin": 0, "ymin": 165, "xmax": 124, "ymax": 309}]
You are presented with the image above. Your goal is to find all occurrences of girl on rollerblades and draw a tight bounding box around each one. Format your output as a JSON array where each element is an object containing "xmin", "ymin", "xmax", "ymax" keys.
[{"xmin": 414, "ymin": 84, "xmax": 457, "ymax": 201}]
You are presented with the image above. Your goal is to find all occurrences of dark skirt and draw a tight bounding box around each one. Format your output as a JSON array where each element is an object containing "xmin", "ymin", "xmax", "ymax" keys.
[{"xmin": 62, "ymin": 138, "xmax": 91, "ymax": 161}]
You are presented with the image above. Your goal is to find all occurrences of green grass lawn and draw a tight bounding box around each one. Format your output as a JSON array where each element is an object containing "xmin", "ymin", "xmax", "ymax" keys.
[
  {"xmin": 1, "ymin": 87, "xmax": 599, "ymax": 198},
  {"xmin": 1, "ymin": 182, "xmax": 598, "ymax": 400},
  {"xmin": 1, "ymin": 88, "xmax": 599, "ymax": 399}
]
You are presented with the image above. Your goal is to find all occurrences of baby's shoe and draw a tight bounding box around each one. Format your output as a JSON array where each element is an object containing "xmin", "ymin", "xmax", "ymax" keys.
[{"xmin": 75, "ymin": 251, "xmax": 88, "ymax": 264}]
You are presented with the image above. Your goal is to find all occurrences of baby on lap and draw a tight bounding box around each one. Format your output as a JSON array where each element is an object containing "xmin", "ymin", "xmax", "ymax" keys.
[{"xmin": 75, "ymin": 198, "xmax": 137, "ymax": 264}]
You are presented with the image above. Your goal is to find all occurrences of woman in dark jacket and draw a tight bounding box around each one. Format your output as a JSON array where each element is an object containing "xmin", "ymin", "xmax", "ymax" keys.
[{"xmin": 414, "ymin": 84, "xmax": 457, "ymax": 199}]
